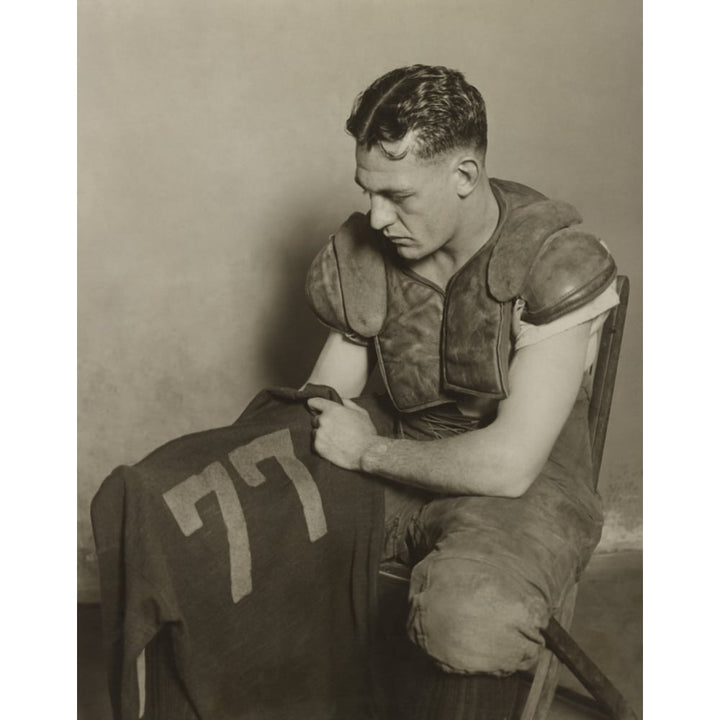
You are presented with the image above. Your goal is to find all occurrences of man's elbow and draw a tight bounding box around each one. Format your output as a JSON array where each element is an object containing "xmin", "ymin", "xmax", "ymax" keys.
[
  {"xmin": 508, "ymin": 453, "xmax": 552, "ymax": 497},
  {"xmin": 499, "ymin": 473, "xmax": 534, "ymax": 498},
  {"xmin": 486, "ymin": 453, "xmax": 544, "ymax": 499}
]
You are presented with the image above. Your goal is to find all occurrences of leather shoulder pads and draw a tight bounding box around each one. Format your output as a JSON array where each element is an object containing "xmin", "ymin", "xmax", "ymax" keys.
[
  {"xmin": 305, "ymin": 213, "xmax": 387, "ymax": 337},
  {"xmin": 522, "ymin": 229, "xmax": 617, "ymax": 325},
  {"xmin": 305, "ymin": 240, "xmax": 349, "ymax": 333}
]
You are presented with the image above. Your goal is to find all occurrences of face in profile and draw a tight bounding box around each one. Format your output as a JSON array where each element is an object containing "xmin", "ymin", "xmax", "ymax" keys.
[{"xmin": 354, "ymin": 136, "xmax": 464, "ymax": 262}]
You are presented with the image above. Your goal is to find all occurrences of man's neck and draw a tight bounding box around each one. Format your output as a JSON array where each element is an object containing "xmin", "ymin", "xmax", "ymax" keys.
[{"xmin": 455, "ymin": 174, "xmax": 499, "ymax": 257}]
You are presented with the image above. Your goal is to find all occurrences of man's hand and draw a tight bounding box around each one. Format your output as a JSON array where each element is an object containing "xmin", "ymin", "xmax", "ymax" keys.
[{"xmin": 306, "ymin": 397, "xmax": 380, "ymax": 471}]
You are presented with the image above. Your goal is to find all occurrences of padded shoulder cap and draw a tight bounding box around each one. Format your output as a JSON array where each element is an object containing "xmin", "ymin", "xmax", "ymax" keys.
[
  {"xmin": 522, "ymin": 229, "xmax": 617, "ymax": 325},
  {"xmin": 305, "ymin": 213, "xmax": 387, "ymax": 337},
  {"xmin": 305, "ymin": 240, "xmax": 349, "ymax": 334}
]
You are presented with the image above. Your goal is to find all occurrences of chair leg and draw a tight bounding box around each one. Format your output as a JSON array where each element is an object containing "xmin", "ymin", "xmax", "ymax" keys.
[
  {"xmin": 519, "ymin": 584, "xmax": 578, "ymax": 720},
  {"xmin": 541, "ymin": 618, "xmax": 638, "ymax": 720}
]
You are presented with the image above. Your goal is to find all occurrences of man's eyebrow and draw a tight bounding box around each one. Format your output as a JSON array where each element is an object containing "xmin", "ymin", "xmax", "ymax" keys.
[{"xmin": 353, "ymin": 176, "xmax": 413, "ymax": 196}]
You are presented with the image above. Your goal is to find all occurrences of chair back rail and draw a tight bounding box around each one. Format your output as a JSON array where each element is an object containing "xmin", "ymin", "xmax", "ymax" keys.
[{"xmin": 589, "ymin": 275, "xmax": 630, "ymax": 490}]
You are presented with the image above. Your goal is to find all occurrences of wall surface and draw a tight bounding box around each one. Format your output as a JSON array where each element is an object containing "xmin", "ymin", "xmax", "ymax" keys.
[{"xmin": 78, "ymin": 0, "xmax": 642, "ymax": 600}]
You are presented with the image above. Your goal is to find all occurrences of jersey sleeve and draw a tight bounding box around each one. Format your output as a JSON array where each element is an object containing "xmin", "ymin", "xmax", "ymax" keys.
[
  {"xmin": 512, "ymin": 281, "xmax": 620, "ymax": 369},
  {"xmin": 91, "ymin": 467, "xmax": 168, "ymax": 720}
]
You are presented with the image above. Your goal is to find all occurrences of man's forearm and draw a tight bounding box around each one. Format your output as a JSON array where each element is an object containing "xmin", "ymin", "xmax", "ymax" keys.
[{"xmin": 359, "ymin": 431, "xmax": 534, "ymax": 498}]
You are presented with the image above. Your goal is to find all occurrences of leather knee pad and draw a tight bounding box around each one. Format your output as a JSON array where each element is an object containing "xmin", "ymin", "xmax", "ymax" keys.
[{"xmin": 406, "ymin": 554, "xmax": 550, "ymax": 675}]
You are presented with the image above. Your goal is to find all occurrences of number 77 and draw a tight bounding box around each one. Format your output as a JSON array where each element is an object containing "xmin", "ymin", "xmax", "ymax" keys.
[{"xmin": 163, "ymin": 429, "xmax": 328, "ymax": 603}]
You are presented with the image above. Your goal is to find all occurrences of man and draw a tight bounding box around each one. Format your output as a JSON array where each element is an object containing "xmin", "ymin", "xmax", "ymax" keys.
[{"xmin": 303, "ymin": 64, "xmax": 618, "ymax": 718}]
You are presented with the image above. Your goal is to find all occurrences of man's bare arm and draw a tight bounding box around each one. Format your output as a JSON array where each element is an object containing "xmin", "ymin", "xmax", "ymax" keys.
[
  {"xmin": 308, "ymin": 321, "xmax": 592, "ymax": 498},
  {"xmin": 302, "ymin": 330, "xmax": 372, "ymax": 399}
]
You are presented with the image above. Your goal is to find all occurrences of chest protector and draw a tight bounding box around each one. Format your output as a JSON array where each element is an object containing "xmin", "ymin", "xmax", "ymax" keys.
[{"xmin": 306, "ymin": 179, "xmax": 616, "ymax": 413}]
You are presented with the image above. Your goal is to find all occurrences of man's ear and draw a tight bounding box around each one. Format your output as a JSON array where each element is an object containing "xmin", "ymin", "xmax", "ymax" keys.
[{"xmin": 455, "ymin": 157, "xmax": 481, "ymax": 198}]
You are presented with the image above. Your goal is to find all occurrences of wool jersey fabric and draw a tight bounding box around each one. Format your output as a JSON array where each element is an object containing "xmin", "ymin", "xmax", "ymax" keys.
[{"xmin": 91, "ymin": 386, "xmax": 385, "ymax": 720}]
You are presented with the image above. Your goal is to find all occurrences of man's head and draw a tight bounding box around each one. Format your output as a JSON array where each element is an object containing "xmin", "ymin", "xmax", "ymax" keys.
[
  {"xmin": 346, "ymin": 65, "xmax": 487, "ymax": 162},
  {"xmin": 348, "ymin": 66, "xmax": 491, "ymax": 261}
]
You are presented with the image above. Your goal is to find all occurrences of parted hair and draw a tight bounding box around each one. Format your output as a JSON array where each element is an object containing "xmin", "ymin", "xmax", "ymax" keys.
[{"xmin": 346, "ymin": 65, "xmax": 487, "ymax": 160}]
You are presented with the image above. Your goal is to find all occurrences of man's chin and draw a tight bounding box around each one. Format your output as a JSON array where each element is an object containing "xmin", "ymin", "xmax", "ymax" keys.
[{"xmin": 393, "ymin": 243, "xmax": 419, "ymax": 259}]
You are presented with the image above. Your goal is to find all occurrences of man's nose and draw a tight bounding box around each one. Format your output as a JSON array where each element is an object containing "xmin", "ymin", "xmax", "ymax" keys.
[{"xmin": 368, "ymin": 195, "xmax": 395, "ymax": 231}]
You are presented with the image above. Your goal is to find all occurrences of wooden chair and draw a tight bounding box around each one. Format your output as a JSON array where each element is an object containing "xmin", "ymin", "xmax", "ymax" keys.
[{"xmin": 378, "ymin": 275, "xmax": 636, "ymax": 720}]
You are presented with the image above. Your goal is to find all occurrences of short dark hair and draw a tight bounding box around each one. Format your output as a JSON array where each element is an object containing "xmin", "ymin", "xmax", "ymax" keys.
[{"xmin": 346, "ymin": 65, "xmax": 487, "ymax": 161}]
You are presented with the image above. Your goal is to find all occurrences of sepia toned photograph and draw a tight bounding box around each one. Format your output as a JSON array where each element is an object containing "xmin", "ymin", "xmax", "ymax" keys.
[{"xmin": 77, "ymin": 1, "xmax": 642, "ymax": 718}]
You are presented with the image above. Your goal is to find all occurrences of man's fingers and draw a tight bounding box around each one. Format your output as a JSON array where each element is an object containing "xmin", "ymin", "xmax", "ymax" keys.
[{"xmin": 306, "ymin": 397, "xmax": 334, "ymax": 413}]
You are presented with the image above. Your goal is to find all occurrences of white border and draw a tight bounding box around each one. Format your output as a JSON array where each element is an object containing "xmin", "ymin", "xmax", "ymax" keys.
[{"xmin": 2, "ymin": 2, "xmax": 76, "ymax": 716}]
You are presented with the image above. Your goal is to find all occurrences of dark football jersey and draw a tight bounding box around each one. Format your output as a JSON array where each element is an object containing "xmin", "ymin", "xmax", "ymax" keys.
[{"xmin": 92, "ymin": 386, "xmax": 384, "ymax": 720}]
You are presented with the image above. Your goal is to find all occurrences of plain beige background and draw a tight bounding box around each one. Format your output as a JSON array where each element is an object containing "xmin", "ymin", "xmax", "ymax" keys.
[{"xmin": 78, "ymin": 0, "xmax": 642, "ymax": 600}]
